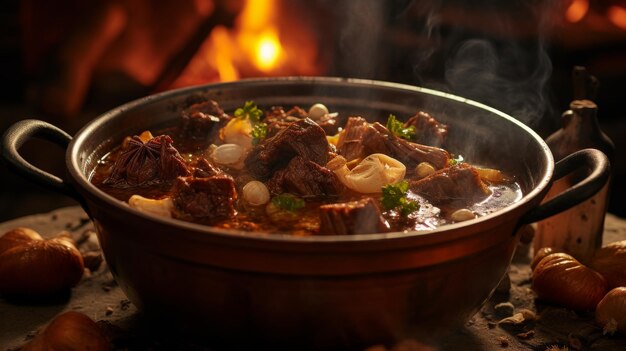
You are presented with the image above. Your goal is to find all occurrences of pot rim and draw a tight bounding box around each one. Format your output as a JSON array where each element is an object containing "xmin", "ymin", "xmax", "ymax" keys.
[{"xmin": 67, "ymin": 76, "xmax": 553, "ymax": 244}]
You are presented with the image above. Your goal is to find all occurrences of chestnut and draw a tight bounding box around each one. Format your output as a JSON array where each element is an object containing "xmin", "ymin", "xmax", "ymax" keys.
[
  {"xmin": 532, "ymin": 252, "xmax": 607, "ymax": 311},
  {"xmin": 22, "ymin": 311, "xmax": 110, "ymax": 350},
  {"xmin": 0, "ymin": 227, "xmax": 84, "ymax": 296}
]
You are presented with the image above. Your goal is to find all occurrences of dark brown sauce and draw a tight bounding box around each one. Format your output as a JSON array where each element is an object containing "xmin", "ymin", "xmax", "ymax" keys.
[{"xmin": 89, "ymin": 108, "xmax": 523, "ymax": 236}]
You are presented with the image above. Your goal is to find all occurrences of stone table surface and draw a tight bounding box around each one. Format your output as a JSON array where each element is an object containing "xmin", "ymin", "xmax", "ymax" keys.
[{"xmin": 1, "ymin": 206, "xmax": 625, "ymax": 351}]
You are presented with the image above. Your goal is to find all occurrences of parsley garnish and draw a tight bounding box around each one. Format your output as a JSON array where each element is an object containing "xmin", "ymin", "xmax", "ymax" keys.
[
  {"xmin": 386, "ymin": 114, "xmax": 415, "ymax": 140},
  {"xmin": 234, "ymin": 101, "xmax": 263, "ymax": 123},
  {"xmin": 271, "ymin": 193, "xmax": 305, "ymax": 212},
  {"xmin": 381, "ymin": 180, "xmax": 419, "ymax": 216},
  {"xmin": 251, "ymin": 122, "xmax": 268, "ymax": 145},
  {"xmin": 448, "ymin": 155, "xmax": 464, "ymax": 166}
]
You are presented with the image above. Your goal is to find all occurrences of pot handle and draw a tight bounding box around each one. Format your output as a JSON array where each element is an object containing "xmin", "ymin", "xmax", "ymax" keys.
[
  {"xmin": 2, "ymin": 119, "xmax": 87, "ymax": 209},
  {"xmin": 520, "ymin": 148, "xmax": 610, "ymax": 224}
]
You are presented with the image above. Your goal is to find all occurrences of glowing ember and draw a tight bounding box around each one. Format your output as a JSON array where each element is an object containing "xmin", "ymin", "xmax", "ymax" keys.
[
  {"xmin": 565, "ymin": 0, "xmax": 589, "ymax": 23},
  {"xmin": 608, "ymin": 5, "xmax": 626, "ymax": 30}
]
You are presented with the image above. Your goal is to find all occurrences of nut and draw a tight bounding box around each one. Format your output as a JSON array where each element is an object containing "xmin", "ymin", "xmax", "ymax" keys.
[
  {"xmin": 22, "ymin": 311, "xmax": 110, "ymax": 351},
  {"xmin": 590, "ymin": 240, "xmax": 626, "ymax": 289},
  {"xmin": 128, "ymin": 195, "xmax": 174, "ymax": 218},
  {"xmin": 596, "ymin": 287, "xmax": 626, "ymax": 335},
  {"xmin": 531, "ymin": 247, "xmax": 559, "ymax": 270},
  {"xmin": 532, "ymin": 252, "xmax": 607, "ymax": 311},
  {"xmin": 0, "ymin": 228, "xmax": 85, "ymax": 296}
]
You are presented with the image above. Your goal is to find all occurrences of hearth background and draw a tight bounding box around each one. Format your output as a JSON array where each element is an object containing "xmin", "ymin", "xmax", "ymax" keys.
[{"xmin": 1, "ymin": 0, "xmax": 625, "ymax": 221}]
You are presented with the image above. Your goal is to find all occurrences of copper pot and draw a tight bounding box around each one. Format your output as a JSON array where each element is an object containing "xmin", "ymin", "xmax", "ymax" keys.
[{"xmin": 2, "ymin": 77, "xmax": 609, "ymax": 350}]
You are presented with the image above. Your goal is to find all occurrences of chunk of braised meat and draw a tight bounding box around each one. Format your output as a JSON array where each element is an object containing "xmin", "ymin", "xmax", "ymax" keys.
[
  {"xmin": 367, "ymin": 122, "xmax": 450, "ymax": 169},
  {"xmin": 264, "ymin": 106, "xmax": 338, "ymax": 137},
  {"xmin": 264, "ymin": 106, "xmax": 307, "ymax": 137},
  {"xmin": 244, "ymin": 118, "xmax": 331, "ymax": 180},
  {"xmin": 103, "ymin": 135, "xmax": 189, "ymax": 187},
  {"xmin": 315, "ymin": 113, "xmax": 340, "ymax": 136},
  {"xmin": 336, "ymin": 117, "xmax": 450, "ymax": 169},
  {"xmin": 404, "ymin": 111, "xmax": 448, "ymax": 147},
  {"xmin": 318, "ymin": 198, "xmax": 390, "ymax": 235},
  {"xmin": 172, "ymin": 174, "xmax": 237, "ymax": 223},
  {"xmin": 178, "ymin": 100, "xmax": 230, "ymax": 140},
  {"xmin": 336, "ymin": 116, "xmax": 369, "ymax": 161},
  {"xmin": 266, "ymin": 156, "xmax": 344, "ymax": 197},
  {"xmin": 410, "ymin": 163, "xmax": 491, "ymax": 207},
  {"xmin": 191, "ymin": 158, "xmax": 221, "ymax": 178}
]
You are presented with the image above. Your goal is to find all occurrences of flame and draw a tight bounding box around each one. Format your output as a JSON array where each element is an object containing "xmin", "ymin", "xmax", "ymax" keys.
[
  {"xmin": 237, "ymin": 0, "xmax": 283, "ymax": 72},
  {"xmin": 255, "ymin": 29, "xmax": 283, "ymax": 71},
  {"xmin": 170, "ymin": 0, "xmax": 324, "ymax": 88},
  {"xmin": 211, "ymin": 27, "xmax": 239, "ymax": 82},
  {"xmin": 608, "ymin": 5, "xmax": 626, "ymax": 30},
  {"xmin": 565, "ymin": 0, "xmax": 589, "ymax": 23}
]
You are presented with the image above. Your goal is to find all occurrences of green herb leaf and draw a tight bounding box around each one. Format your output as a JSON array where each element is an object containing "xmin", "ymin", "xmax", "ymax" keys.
[
  {"xmin": 386, "ymin": 114, "xmax": 415, "ymax": 140},
  {"xmin": 448, "ymin": 155, "xmax": 464, "ymax": 166},
  {"xmin": 251, "ymin": 122, "xmax": 268, "ymax": 145},
  {"xmin": 271, "ymin": 193, "xmax": 305, "ymax": 212},
  {"xmin": 381, "ymin": 180, "xmax": 419, "ymax": 217},
  {"xmin": 234, "ymin": 101, "xmax": 263, "ymax": 123}
]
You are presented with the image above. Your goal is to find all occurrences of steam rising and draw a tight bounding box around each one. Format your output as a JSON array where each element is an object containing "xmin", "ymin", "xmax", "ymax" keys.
[
  {"xmin": 332, "ymin": 0, "xmax": 560, "ymax": 128},
  {"xmin": 335, "ymin": 0, "xmax": 385, "ymax": 77},
  {"xmin": 445, "ymin": 38, "xmax": 553, "ymax": 126},
  {"xmin": 437, "ymin": 1, "xmax": 559, "ymax": 127}
]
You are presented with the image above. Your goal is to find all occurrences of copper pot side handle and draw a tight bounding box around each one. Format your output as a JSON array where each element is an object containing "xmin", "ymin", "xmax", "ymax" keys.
[
  {"xmin": 1, "ymin": 119, "xmax": 89, "ymax": 212},
  {"xmin": 520, "ymin": 148, "xmax": 610, "ymax": 224}
]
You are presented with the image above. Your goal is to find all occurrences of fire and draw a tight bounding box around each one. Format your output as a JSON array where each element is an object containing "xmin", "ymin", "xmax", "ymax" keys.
[
  {"xmin": 212, "ymin": 27, "xmax": 239, "ymax": 82},
  {"xmin": 607, "ymin": 5, "xmax": 626, "ymax": 30},
  {"xmin": 565, "ymin": 0, "xmax": 589, "ymax": 23},
  {"xmin": 237, "ymin": 0, "xmax": 283, "ymax": 72},
  {"xmin": 255, "ymin": 30, "xmax": 282, "ymax": 71},
  {"xmin": 170, "ymin": 0, "xmax": 322, "ymax": 88}
]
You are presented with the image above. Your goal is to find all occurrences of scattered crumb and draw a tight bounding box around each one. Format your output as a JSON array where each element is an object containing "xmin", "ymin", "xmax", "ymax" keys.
[
  {"xmin": 497, "ymin": 336, "xmax": 509, "ymax": 347},
  {"xmin": 83, "ymin": 251, "xmax": 104, "ymax": 272},
  {"xmin": 105, "ymin": 306, "xmax": 114, "ymax": 316},
  {"xmin": 516, "ymin": 330, "xmax": 534, "ymax": 339}
]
